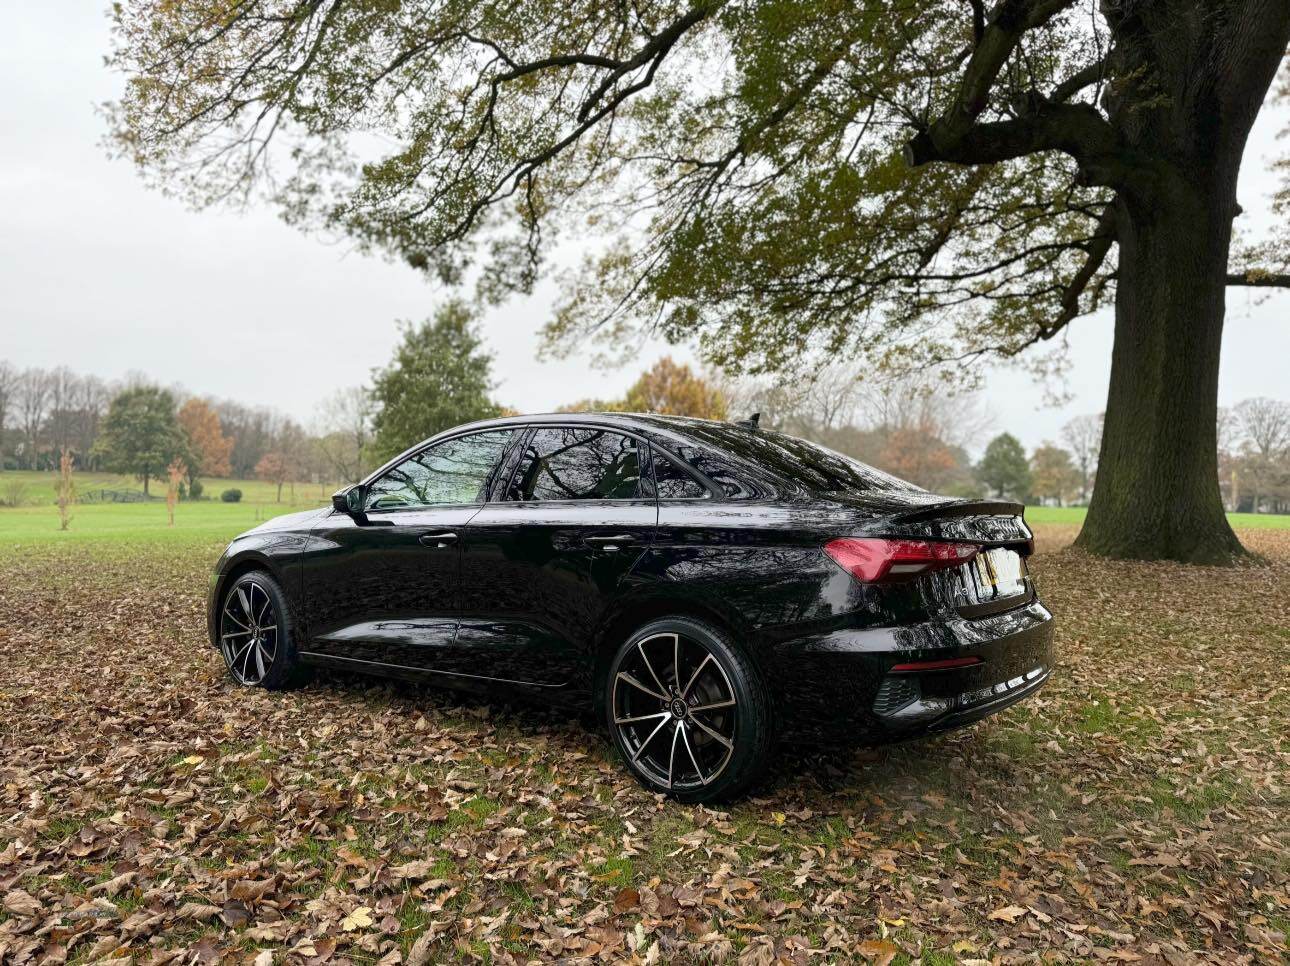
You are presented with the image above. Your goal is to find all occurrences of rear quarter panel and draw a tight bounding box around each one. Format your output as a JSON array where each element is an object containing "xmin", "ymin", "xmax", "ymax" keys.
[{"xmin": 635, "ymin": 499, "xmax": 932, "ymax": 645}]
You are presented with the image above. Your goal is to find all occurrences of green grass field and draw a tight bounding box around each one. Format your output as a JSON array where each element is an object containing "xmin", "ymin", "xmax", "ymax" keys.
[
  {"xmin": 2, "ymin": 467, "xmax": 1286, "ymax": 544},
  {"xmin": 1022, "ymin": 504, "xmax": 1289, "ymax": 529},
  {"xmin": 0, "ymin": 469, "xmax": 333, "ymax": 542}
]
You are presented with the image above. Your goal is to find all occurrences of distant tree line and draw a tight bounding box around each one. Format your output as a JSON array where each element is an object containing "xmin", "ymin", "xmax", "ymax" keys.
[
  {"xmin": 603, "ymin": 362, "xmax": 1290, "ymax": 514},
  {"xmin": 0, "ymin": 361, "xmax": 322, "ymax": 500},
  {"xmin": 1218, "ymin": 399, "xmax": 1290, "ymax": 514},
  {"xmin": 0, "ymin": 302, "xmax": 502, "ymax": 501},
  {"xmin": 4, "ymin": 311, "xmax": 1287, "ymax": 511},
  {"xmin": 0, "ymin": 363, "xmax": 114, "ymax": 473}
]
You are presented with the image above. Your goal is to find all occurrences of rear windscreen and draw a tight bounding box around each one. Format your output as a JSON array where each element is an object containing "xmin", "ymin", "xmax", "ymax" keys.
[{"xmin": 674, "ymin": 424, "xmax": 915, "ymax": 494}]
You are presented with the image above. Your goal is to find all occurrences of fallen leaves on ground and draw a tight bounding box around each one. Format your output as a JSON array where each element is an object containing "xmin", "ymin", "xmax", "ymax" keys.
[{"xmin": 0, "ymin": 528, "xmax": 1286, "ymax": 962}]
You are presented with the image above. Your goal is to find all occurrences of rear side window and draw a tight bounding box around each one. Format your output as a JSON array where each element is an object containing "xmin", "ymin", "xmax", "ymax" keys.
[
  {"xmin": 652, "ymin": 449, "xmax": 708, "ymax": 499},
  {"xmin": 506, "ymin": 428, "xmax": 642, "ymax": 501},
  {"xmin": 675, "ymin": 445, "xmax": 761, "ymax": 500},
  {"xmin": 674, "ymin": 424, "xmax": 912, "ymax": 494}
]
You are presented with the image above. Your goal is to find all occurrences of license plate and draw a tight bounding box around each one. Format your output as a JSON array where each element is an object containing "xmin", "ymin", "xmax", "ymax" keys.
[{"xmin": 972, "ymin": 547, "xmax": 1026, "ymax": 599}]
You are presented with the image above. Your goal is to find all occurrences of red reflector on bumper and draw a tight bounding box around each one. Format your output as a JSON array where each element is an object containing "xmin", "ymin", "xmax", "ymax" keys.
[{"xmin": 889, "ymin": 657, "xmax": 983, "ymax": 672}]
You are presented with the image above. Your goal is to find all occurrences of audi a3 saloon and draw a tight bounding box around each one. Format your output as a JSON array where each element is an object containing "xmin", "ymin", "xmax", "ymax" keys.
[{"xmin": 208, "ymin": 413, "xmax": 1054, "ymax": 802}]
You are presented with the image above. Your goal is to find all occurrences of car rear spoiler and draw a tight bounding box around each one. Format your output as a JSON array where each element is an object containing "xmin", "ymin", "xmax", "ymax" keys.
[{"xmin": 861, "ymin": 499, "xmax": 1033, "ymax": 550}]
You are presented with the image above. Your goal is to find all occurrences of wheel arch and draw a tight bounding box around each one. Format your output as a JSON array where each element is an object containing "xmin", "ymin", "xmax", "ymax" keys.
[
  {"xmin": 590, "ymin": 593, "xmax": 753, "ymax": 714},
  {"xmin": 208, "ymin": 552, "xmax": 284, "ymax": 647}
]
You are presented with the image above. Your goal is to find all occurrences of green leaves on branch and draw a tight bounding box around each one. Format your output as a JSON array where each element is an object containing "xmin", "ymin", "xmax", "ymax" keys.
[{"xmin": 107, "ymin": 0, "xmax": 1122, "ymax": 382}]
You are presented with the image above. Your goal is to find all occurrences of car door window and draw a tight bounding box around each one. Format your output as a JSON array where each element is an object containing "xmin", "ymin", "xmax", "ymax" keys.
[
  {"xmin": 506, "ymin": 428, "xmax": 641, "ymax": 501},
  {"xmin": 366, "ymin": 430, "xmax": 515, "ymax": 510}
]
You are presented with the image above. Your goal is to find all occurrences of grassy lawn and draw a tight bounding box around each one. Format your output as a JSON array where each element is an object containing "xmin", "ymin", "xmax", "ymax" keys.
[
  {"xmin": 0, "ymin": 515, "xmax": 1286, "ymax": 960},
  {"xmin": 1024, "ymin": 504, "xmax": 1290, "ymax": 529},
  {"xmin": 4, "ymin": 467, "xmax": 1286, "ymax": 546},
  {"xmin": 0, "ymin": 470, "xmax": 331, "ymax": 542},
  {"xmin": 0, "ymin": 468, "xmax": 335, "ymax": 506}
]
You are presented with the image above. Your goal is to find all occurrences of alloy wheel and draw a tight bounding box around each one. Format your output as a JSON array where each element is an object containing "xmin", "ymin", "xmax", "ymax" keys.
[
  {"xmin": 611, "ymin": 631, "xmax": 737, "ymax": 790},
  {"xmin": 220, "ymin": 580, "xmax": 278, "ymax": 686}
]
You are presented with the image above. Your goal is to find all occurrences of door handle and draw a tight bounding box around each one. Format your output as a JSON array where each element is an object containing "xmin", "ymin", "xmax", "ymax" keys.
[
  {"xmin": 585, "ymin": 534, "xmax": 633, "ymax": 551},
  {"xmin": 418, "ymin": 531, "xmax": 458, "ymax": 548}
]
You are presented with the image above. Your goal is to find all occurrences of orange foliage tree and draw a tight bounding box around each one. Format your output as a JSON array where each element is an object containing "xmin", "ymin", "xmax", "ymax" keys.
[
  {"xmin": 177, "ymin": 398, "xmax": 233, "ymax": 493},
  {"xmin": 623, "ymin": 358, "xmax": 727, "ymax": 419},
  {"xmin": 878, "ymin": 429, "xmax": 958, "ymax": 493},
  {"xmin": 256, "ymin": 451, "xmax": 292, "ymax": 503},
  {"xmin": 556, "ymin": 358, "xmax": 727, "ymax": 419}
]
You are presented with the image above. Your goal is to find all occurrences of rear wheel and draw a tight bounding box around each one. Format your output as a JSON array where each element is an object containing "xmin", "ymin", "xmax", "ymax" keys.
[
  {"xmin": 218, "ymin": 571, "xmax": 299, "ymax": 690},
  {"xmin": 606, "ymin": 617, "xmax": 773, "ymax": 803}
]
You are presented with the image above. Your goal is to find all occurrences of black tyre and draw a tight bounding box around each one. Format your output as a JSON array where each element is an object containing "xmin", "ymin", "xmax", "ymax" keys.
[
  {"xmin": 217, "ymin": 571, "xmax": 300, "ymax": 691},
  {"xmin": 606, "ymin": 617, "xmax": 773, "ymax": 803}
]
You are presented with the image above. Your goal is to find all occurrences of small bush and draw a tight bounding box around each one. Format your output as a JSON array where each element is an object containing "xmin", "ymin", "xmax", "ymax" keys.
[
  {"xmin": 220, "ymin": 488, "xmax": 243, "ymax": 503},
  {"xmin": 188, "ymin": 480, "xmax": 204, "ymax": 501},
  {"xmin": 2, "ymin": 480, "xmax": 28, "ymax": 508}
]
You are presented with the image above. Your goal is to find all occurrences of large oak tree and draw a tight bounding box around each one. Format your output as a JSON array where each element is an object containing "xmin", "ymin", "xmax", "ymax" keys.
[{"xmin": 108, "ymin": 0, "xmax": 1290, "ymax": 562}]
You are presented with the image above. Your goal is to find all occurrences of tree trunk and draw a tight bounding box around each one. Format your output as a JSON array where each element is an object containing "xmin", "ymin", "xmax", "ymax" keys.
[
  {"xmin": 142, "ymin": 469, "xmax": 150, "ymax": 497},
  {"xmin": 1076, "ymin": 185, "xmax": 1245, "ymax": 564}
]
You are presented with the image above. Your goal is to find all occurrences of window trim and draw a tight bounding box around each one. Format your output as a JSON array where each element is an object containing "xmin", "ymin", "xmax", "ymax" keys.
[
  {"xmin": 362, "ymin": 428, "xmax": 522, "ymax": 513},
  {"xmin": 493, "ymin": 423, "xmax": 659, "ymax": 506}
]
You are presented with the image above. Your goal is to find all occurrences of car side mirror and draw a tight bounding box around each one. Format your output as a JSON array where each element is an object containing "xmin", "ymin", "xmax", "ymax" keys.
[{"xmin": 332, "ymin": 485, "xmax": 366, "ymax": 516}]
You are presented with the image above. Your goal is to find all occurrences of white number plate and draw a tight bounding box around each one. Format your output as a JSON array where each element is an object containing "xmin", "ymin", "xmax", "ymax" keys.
[{"xmin": 972, "ymin": 547, "xmax": 1026, "ymax": 599}]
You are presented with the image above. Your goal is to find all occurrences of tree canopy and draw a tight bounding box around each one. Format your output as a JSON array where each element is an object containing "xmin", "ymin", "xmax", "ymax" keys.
[
  {"xmin": 106, "ymin": 0, "xmax": 1290, "ymax": 562},
  {"xmin": 177, "ymin": 397, "xmax": 233, "ymax": 483},
  {"xmin": 105, "ymin": 0, "xmax": 1290, "ymax": 368},
  {"xmin": 624, "ymin": 357, "xmax": 728, "ymax": 419},
  {"xmin": 977, "ymin": 432, "xmax": 1032, "ymax": 501},
  {"xmin": 1030, "ymin": 442, "xmax": 1079, "ymax": 505},
  {"xmin": 93, "ymin": 386, "xmax": 191, "ymax": 496}
]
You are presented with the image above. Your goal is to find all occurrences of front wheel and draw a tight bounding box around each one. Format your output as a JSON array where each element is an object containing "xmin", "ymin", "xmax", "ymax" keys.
[
  {"xmin": 218, "ymin": 571, "xmax": 299, "ymax": 690},
  {"xmin": 606, "ymin": 617, "xmax": 773, "ymax": 803}
]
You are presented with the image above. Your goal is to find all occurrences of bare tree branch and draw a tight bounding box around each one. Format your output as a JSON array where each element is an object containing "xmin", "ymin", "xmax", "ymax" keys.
[
  {"xmin": 1226, "ymin": 270, "xmax": 1290, "ymax": 287},
  {"xmin": 1050, "ymin": 56, "xmax": 1108, "ymax": 102}
]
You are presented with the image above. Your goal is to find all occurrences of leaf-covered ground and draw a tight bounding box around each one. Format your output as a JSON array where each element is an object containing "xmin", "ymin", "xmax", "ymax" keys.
[{"xmin": 0, "ymin": 529, "xmax": 1286, "ymax": 964}]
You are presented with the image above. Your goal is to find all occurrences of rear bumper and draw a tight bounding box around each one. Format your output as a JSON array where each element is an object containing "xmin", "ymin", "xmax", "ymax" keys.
[{"xmin": 759, "ymin": 599, "xmax": 1054, "ymax": 745}]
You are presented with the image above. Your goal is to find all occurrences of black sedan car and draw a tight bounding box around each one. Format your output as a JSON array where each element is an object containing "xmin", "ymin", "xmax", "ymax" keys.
[{"xmin": 208, "ymin": 413, "xmax": 1053, "ymax": 802}]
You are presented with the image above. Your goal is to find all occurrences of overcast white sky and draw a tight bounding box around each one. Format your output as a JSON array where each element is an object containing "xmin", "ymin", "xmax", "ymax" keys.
[{"xmin": 2, "ymin": 4, "xmax": 1287, "ymax": 455}]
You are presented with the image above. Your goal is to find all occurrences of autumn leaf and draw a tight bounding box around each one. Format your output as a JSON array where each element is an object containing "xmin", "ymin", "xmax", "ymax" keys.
[
  {"xmin": 613, "ymin": 887, "xmax": 640, "ymax": 913},
  {"xmin": 341, "ymin": 906, "xmax": 374, "ymax": 931},
  {"xmin": 1129, "ymin": 852, "xmax": 1183, "ymax": 867},
  {"xmin": 3, "ymin": 889, "xmax": 41, "ymax": 917},
  {"xmin": 220, "ymin": 900, "xmax": 251, "ymax": 929},
  {"xmin": 988, "ymin": 904, "xmax": 1029, "ymax": 924},
  {"xmin": 857, "ymin": 938, "xmax": 900, "ymax": 964}
]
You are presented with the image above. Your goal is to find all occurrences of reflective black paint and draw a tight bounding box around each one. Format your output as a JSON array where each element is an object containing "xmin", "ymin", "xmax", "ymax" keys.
[{"xmin": 207, "ymin": 413, "xmax": 1054, "ymax": 744}]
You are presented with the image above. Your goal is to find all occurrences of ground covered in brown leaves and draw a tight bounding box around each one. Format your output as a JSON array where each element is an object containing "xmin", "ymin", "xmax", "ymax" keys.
[{"xmin": 0, "ymin": 528, "xmax": 1286, "ymax": 964}]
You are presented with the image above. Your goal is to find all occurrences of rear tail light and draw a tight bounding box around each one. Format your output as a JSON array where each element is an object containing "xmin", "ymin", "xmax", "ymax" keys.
[{"xmin": 823, "ymin": 537, "xmax": 980, "ymax": 583}]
